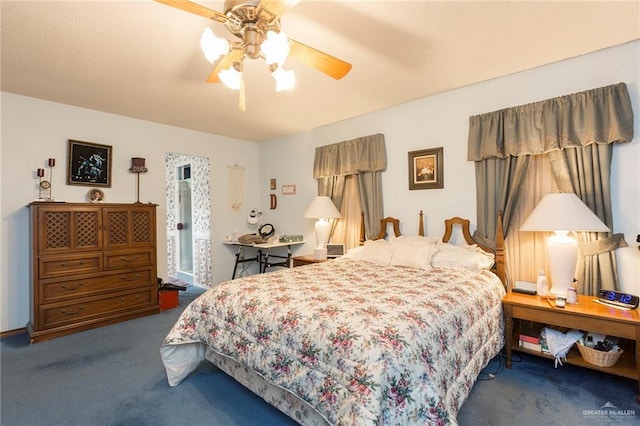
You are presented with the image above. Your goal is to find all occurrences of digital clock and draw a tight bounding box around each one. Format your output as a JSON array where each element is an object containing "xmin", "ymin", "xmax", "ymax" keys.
[{"xmin": 598, "ymin": 290, "xmax": 639, "ymax": 309}]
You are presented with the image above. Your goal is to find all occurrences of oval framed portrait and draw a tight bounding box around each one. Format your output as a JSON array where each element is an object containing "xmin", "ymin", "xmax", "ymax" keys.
[{"xmin": 88, "ymin": 188, "xmax": 104, "ymax": 203}]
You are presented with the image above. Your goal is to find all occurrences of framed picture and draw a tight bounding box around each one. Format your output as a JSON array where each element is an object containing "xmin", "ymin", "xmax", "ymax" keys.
[
  {"xmin": 282, "ymin": 184, "xmax": 296, "ymax": 195},
  {"xmin": 67, "ymin": 139, "xmax": 112, "ymax": 187},
  {"xmin": 408, "ymin": 147, "xmax": 443, "ymax": 190}
]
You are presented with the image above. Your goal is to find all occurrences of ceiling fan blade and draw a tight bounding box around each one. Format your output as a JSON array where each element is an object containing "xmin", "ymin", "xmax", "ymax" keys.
[
  {"xmin": 288, "ymin": 39, "xmax": 352, "ymax": 80},
  {"xmin": 257, "ymin": 0, "xmax": 301, "ymax": 22},
  {"xmin": 206, "ymin": 47, "xmax": 244, "ymax": 83},
  {"xmin": 154, "ymin": 0, "xmax": 228, "ymax": 23}
]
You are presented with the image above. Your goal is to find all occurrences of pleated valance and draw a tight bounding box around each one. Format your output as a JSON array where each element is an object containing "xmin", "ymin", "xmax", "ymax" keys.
[
  {"xmin": 313, "ymin": 133, "xmax": 386, "ymax": 178},
  {"xmin": 467, "ymin": 83, "xmax": 634, "ymax": 161}
]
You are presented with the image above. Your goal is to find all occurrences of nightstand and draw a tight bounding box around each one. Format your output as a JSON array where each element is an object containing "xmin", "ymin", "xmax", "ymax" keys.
[
  {"xmin": 291, "ymin": 255, "xmax": 329, "ymax": 267},
  {"xmin": 502, "ymin": 291, "xmax": 640, "ymax": 400}
]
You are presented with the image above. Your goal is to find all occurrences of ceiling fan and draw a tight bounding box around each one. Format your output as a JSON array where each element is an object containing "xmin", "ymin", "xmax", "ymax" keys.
[{"xmin": 154, "ymin": 0, "xmax": 352, "ymax": 110}]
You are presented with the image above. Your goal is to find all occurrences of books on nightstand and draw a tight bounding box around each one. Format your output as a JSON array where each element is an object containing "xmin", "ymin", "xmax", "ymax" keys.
[{"xmin": 518, "ymin": 324, "xmax": 544, "ymax": 353}]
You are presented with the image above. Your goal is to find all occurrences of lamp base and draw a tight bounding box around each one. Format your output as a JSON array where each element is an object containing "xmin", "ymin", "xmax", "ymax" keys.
[{"xmin": 547, "ymin": 233, "xmax": 578, "ymax": 298}]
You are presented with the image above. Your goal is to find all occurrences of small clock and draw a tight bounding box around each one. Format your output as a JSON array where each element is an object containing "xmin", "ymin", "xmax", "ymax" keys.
[
  {"xmin": 598, "ymin": 290, "xmax": 639, "ymax": 309},
  {"xmin": 39, "ymin": 180, "xmax": 51, "ymax": 189}
]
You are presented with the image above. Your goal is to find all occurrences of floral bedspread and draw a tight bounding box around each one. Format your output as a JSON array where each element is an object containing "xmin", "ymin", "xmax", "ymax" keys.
[{"xmin": 161, "ymin": 258, "xmax": 505, "ymax": 425}]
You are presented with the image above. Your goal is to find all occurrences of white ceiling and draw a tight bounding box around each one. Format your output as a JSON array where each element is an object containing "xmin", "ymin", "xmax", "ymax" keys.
[{"xmin": 2, "ymin": 1, "xmax": 639, "ymax": 142}]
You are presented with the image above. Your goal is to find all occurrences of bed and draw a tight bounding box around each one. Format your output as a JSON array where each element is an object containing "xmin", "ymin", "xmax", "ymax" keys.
[{"xmin": 161, "ymin": 213, "xmax": 506, "ymax": 425}]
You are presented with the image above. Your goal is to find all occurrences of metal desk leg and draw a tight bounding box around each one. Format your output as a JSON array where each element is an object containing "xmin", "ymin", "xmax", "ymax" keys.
[{"xmin": 232, "ymin": 247, "xmax": 242, "ymax": 280}]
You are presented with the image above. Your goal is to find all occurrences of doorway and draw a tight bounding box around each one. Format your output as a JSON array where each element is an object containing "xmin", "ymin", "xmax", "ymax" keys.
[
  {"xmin": 177, "ymin": 166, "xmax": 193, "ymax": 282},
  {"xmin": 165, "ymin": 153, "xmax": 212, "ymax": 287}
]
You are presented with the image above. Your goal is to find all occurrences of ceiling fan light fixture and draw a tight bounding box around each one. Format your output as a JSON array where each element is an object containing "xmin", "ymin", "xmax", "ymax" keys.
[
  {"xmin": 272, "ymin": 66, "xmax": 295, "ymax": 91},
  {"xmin": 219, "ymin": 64, "xmax": 243, "ymax": 90},
  {"xmin": 261, "ymin": 30, "xmax": 290, "ymax": 66},
  {"xmin": 200, "ymin": 28, "xmax": 230, "ymax": 63}
]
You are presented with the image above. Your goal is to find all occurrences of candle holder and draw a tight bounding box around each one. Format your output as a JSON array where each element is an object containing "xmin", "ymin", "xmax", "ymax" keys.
[
  {"xmin": 47, "ymin": 158, "xmax": 55, "ymax": 200},
  {"xmin": 129, "ymin": 157, "xmax": 148, "ymax": 203},
  {"xmin": 35, "ymin": 158, "xmax": 55, "ymax": 201}
]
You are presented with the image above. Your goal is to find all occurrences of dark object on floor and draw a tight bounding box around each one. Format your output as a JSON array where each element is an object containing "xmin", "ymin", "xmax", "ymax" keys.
[{"xmin": 157, "ymin": 278, "xmax": 187, "ymax": 291}]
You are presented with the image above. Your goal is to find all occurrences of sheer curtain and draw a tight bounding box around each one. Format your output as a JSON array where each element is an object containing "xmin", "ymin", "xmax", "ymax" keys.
[
  {"xmin": 505, "ymin": 155, "xmax": 558, "ymax": 286},
  {"xmin": 468, "ymin": 83, "xmax": 634, "ymax": 294},
  {"xmin": 331, "ymin": 176, "xmax": 362, "ymax": 249},
  {"xmin": 313, "ymin": 133, "xmax": 387, "ymax": 242}
]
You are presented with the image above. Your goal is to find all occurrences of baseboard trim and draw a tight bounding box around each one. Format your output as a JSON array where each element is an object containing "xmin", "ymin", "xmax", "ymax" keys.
[{"xmin": 1, "ymin": 327, "xmax": 27, "ymax": 338}]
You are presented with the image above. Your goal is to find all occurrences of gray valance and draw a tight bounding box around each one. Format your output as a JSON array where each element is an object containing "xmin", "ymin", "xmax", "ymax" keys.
[
  {"xmin": 313, "ymin": 133, "xmax": 386, "ymax": 178},
  {"xmin": 467, "ymin": 82, "xmax": 634, "ymax": 161}
]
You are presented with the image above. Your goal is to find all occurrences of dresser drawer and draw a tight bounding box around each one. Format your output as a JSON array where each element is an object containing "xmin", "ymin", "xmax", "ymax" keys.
[
  {"xmin": 39, "ymin": 288, "xmax": 155, "ymax": 329},
  {"xmin": 104, "ymin": 250, "xmax": 152, "ymax": 270},
  {"xmin": 40, "ymin": 269, "xmax": 152, "ymax": 303},
  {"xmin": 39, "ymin": 253, "xmax": 102, "ymax": 279}
]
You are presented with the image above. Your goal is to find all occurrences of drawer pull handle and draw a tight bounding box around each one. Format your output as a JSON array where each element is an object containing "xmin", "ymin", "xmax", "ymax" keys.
[
  {"xmin": 61, "ymin": 282, "xmax": 84, "ymax": 290},
  {"xmin": 60, "ymin": 262, "xmax": 66, "ymax": 267},
  {"xmin": 120, "ymin": 256, "xmax": 139, "ymax": 263},
  {"xmin": 61, "ymin": 305, "xmax": 84, "ymax": 315},
  {"xmin": 120, "ymin": 274, "xmax": 140, "ymax": 282}
]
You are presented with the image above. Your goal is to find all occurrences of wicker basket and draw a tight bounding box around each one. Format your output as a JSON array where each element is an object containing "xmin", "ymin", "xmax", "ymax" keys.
[{"xmin": 576, "ymin": 342, "xmax": 623, "ymax": 367}]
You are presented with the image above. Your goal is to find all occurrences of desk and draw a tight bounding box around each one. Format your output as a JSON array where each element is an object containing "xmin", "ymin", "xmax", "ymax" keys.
[{"xmin": 223, "ymin": 241, "xmax": 304, "ymax": 279}]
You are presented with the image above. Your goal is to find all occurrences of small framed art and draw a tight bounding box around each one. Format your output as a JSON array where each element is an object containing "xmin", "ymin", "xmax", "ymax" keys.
[
  {"xmin": 282, "ymin": 184, "xmax": 296, "ymax": 195},
  {"xmin": 67, "ymin": 139, "xmax": 112, "ymax": 187},
  {"xmin": 408, "ymin": 147, "xmax": 443, "ymax": 190}
]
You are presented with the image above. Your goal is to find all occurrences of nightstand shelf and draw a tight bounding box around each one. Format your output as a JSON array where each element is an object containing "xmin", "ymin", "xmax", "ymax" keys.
[
  {"xmin": 502, "ymin": 291, "xmax": 640, "ymax": 400},
  {"xmin": 292, "ymin": 255, "xmax": 330, "ymax": 267}
]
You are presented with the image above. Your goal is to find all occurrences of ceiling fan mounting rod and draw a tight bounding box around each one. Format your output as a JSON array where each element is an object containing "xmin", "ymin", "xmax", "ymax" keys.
[{"xmin": 241, "ymin": 24, "xmax": 263, "ymax": 60}]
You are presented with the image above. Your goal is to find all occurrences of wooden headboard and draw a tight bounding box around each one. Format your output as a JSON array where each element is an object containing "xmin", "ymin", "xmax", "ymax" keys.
[
  {"xmin": 358, "ymin": 210, "xmax": 506, "ymax": 288},
  {"xmin": 442, "ymin": 213, "xmax": 506, "ymax": 288},
  {"xmin": 359, "ymin": 211, "xmax": 425, "ymax": 244}
]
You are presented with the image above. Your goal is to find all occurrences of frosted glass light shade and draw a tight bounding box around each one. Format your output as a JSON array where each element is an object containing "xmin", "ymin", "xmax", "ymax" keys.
[
  {"xmin": 200, "ymin": 28, "xmax": 229, "ymax": 63},
  {"xmin": 520, "ymin": 192, "xmax": 610, "ymax": 297},
  {"xmin": 272, "ymin": 66, "xmax": 295, "ymax": 91},
  {"xmin": 219, "ymin": 66, "xmax": 242, "ymax": 90},
  {"xmin": 261, "ymin": 30, "xmax": 290, "ymax": 66},
  {"xmin": 304, "ymin": 196, "xmax": 342, "ymax": 249}
]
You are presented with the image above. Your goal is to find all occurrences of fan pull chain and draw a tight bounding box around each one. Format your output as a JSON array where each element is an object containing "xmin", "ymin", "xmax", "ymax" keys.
[{"xmin": 239, "ymin": 75, "xmax": 246, "ymax": 112}]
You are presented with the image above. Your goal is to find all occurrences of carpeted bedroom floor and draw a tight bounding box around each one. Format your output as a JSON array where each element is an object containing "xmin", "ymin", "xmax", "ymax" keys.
[{"xmin": 1, "ymin": 285, "xmax": 638, "ymax": 425}]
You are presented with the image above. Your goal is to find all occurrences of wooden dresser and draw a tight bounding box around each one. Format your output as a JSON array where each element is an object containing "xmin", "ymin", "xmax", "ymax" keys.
[{"xmin": 28, "ymin": 202, "xmax": 159, "ymax": 343}]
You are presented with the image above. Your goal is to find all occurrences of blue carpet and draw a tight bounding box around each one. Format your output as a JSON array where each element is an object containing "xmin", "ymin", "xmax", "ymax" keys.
[{"xmin": 1, "ymin": 285, "xmax": 638, "ymax": 425}]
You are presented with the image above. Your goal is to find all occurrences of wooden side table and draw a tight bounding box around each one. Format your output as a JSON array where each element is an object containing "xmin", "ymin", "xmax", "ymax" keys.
[
  {"xmin": 291, "ymin": 255, "xmax": 329, "ymax": 267},
  {"xmin": 502, "ymin": 291, "xmax": 640, "ymax": 400}
]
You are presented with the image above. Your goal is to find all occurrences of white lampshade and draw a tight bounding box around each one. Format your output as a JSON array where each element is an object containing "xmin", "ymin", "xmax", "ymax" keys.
[
  {"xmin": 520, "ymin": 193, "xmax": 610, "ymax": 232},
  {"xmin": 304, "ymin": 196, "xmax": 342, "ymax": 250},
  {"xmin": 520, "ymin": 192, "xmax": 610, "ymax": 297}
]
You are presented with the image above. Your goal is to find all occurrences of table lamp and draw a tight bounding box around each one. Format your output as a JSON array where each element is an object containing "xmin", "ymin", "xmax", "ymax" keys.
[
  {"xmin": 520, "ymin": 192, "xmax": 610, "ymax": 297},
  {"xmin": 303, "ymin": 196, "xmax": 342, "ymax": 259},
  {"xmin": 129, "ymin": 157, "xmax": 148, "ymax": 203}
]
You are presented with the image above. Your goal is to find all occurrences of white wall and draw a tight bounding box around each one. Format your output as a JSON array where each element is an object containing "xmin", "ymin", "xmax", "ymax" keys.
[
  {"xmin": 0, "ymin": 94, "xmax": 261, "ymax": 332},
  {"xmin": 259, "ymin": 41, "xmax": 640, "ymax": 295}
]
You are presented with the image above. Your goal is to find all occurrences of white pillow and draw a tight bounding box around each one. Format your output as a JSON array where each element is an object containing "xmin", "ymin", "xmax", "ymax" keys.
[
  {"xmin": 431, "ymin": 243, "xmax": 495, "ymax": 271},
  {"xmin": 362, "ymin": 239, "xmax": 395, "ymax": 265},
  {"xmin": 341, "ymin": 245, "xmax": 366, "ymax": 260},
  {"xmin": 390, "ymin": 240, "xmax": 436, "ymax": 270},
  {"xmin": 395, "ymin": 235, "xmax": 440, "ymax": 244}
]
